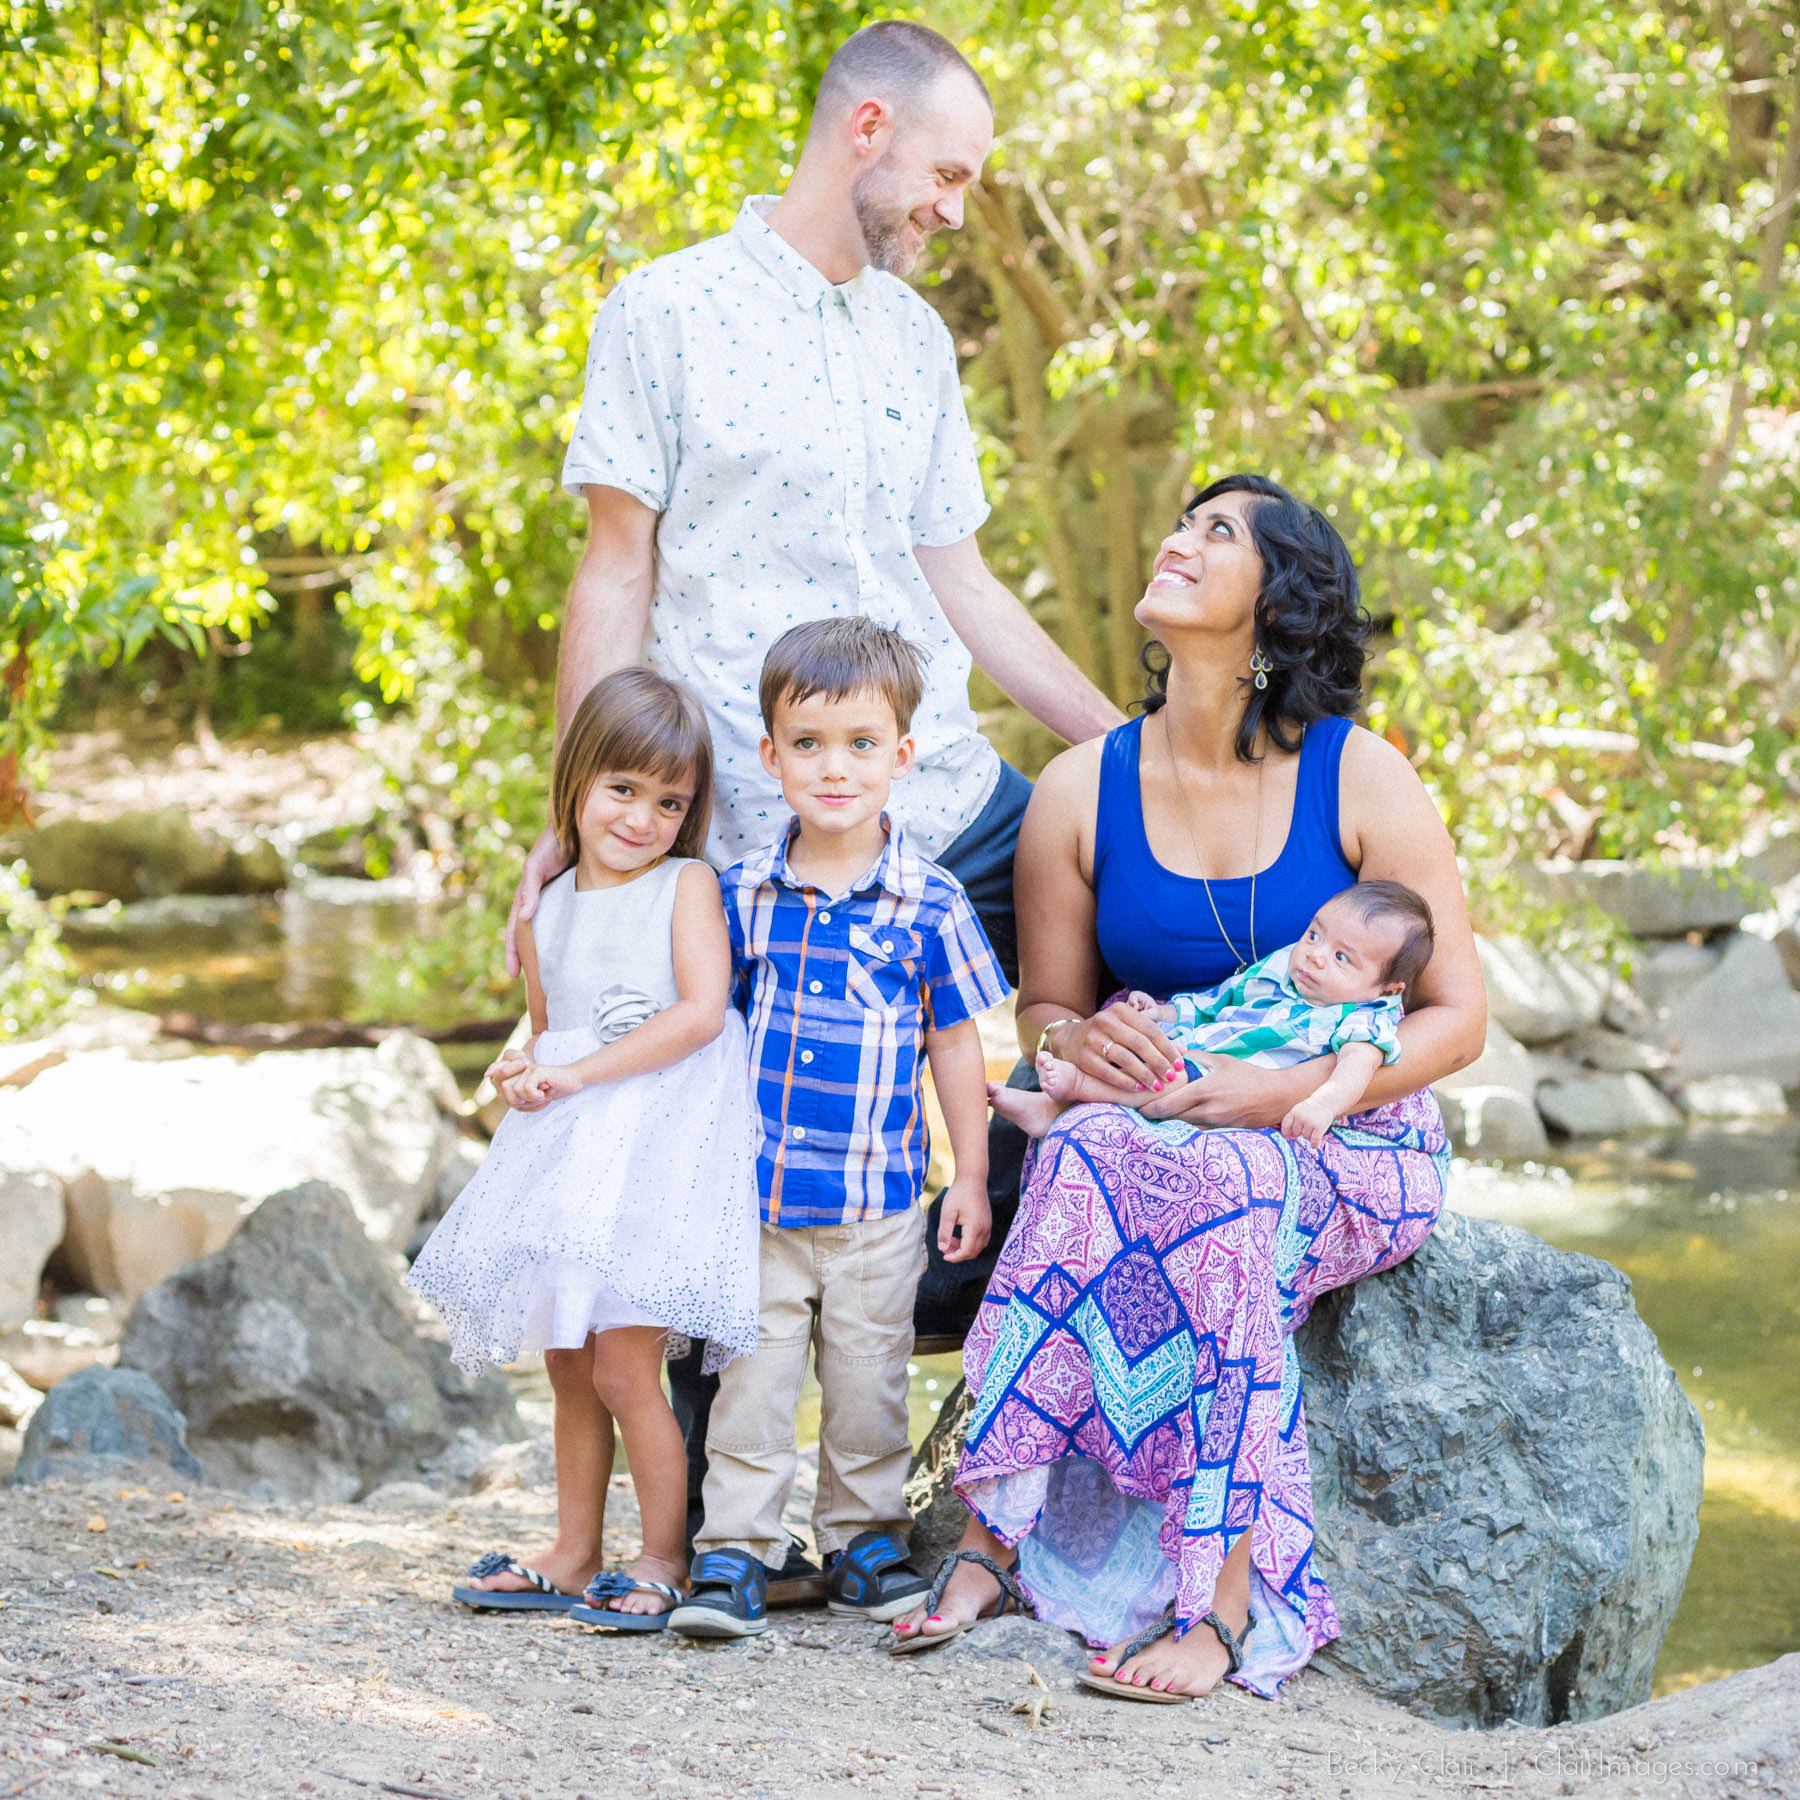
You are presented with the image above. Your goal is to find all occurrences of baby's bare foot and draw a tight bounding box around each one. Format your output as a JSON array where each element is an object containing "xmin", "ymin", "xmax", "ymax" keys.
[
  {"xmin": 987, "ymin": 1079, "xmax": 1063, "ymax": 1140},
  {"xmin": 1034, "ymin": 1049, "xmax": 1085, "ymax": 1103}
]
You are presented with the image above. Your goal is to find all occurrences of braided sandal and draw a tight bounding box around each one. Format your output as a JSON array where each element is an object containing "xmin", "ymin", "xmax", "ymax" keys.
[
  {"xmin": 568, "ymin": 1570, "xmax": 685, "ymax": 1632},
  {"xmin": 1076, "ymin": 1604, "xmax": 1254, "ymax": 1703},
  {"xmin": 451, "ymin": 1550, "xmax": 583, "ymax": 1612},
  {"xmin": 887, "ymin": 1549, "xmax": 1032, "ymax": 1656}
]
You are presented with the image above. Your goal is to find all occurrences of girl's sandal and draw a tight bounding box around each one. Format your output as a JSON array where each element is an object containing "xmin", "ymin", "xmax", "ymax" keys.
[
  {"xmin": 451, "ymin": 1550, "xmax": 584, "ymax": 1612},
  {"xmin": 568, "ymin": 1570, "xmax": 685, "ymax": 1633},
  {"xmin": 1075, "ymin": 1606, "xmax": 1253, "ymax": 1704},
  {"xmin": 887, "ymin": 1550, "xmax": 1031, "ymax": 1656}
]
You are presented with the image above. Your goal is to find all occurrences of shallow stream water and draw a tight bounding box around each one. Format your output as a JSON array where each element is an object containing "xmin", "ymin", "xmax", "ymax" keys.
[{"xmin": 64, "ymin": 888, "xmax": 1800, "ymax": 1696}]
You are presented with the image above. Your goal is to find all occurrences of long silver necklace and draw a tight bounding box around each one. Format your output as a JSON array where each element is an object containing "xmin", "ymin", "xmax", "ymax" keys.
[{"xmin": 1164, "ymin": 711, "xmax": 1263, "ymax": 972}]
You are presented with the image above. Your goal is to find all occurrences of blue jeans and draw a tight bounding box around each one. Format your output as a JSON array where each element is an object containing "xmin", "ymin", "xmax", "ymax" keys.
[{"xmin": 671, "ymin": 762, "xmax": 1034, "ymax": 1554}]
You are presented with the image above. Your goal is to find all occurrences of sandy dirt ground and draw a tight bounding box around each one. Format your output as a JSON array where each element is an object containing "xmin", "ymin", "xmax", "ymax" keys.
[{"xmin": 2, "ymin": 1467, "xmax": 1795, "ymax": 1800}]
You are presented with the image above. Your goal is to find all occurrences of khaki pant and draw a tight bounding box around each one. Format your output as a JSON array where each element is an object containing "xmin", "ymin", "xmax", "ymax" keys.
[{"xmin": 696, "ymin": 1206, "xmax": 924, "ymax": 1567}]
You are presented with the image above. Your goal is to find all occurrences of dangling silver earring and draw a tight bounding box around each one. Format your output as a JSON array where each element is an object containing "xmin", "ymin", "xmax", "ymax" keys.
[{"xmin": 1250, "ymin": 648, "xmax": 1272, "ymax": 691}]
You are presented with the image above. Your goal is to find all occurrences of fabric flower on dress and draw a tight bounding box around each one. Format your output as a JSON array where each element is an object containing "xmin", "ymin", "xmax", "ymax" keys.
[{"xmin": 590, "ymin": 984, "xmax": 662, "ymax": 1043}]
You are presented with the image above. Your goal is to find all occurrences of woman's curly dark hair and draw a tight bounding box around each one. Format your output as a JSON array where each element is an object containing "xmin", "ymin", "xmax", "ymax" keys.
[{"xmin": 1140, "ymin": 473, "xmax": 1370, "ymax": 763}]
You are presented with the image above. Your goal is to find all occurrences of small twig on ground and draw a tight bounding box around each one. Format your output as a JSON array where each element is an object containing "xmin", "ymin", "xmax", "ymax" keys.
[
  {"xmin": 312, "ymin": 1767, "xmax": 462, "ymax": 1800},
  {"xmin": 1011, "ymin": 1660, "xmax": 1058, "ymax": 1728},
  {"xmin": 86, "ymin": 1741, "xmax": 159, "ymax": 1766}
]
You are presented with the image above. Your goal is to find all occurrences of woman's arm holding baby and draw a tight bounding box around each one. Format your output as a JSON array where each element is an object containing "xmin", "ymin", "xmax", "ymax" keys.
[{"xmin": 508, "ymin": 864, "xmax": 733, "ymax": 1106}]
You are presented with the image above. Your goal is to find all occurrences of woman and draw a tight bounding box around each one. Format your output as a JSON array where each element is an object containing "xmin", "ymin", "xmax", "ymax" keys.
[{"xmin": 891, "ymin": 474, "xmax": 1486, "ymax": 1700}]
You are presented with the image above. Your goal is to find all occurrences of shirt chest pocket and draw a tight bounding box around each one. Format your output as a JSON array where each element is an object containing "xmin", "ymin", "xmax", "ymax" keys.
[
  {"xmin": 844, "ymin": 924, "xmax": 926, "ymax": 1018},
  {"xmin": 869, "ymin": 392, "xmax": 933, "ymax": 508}
]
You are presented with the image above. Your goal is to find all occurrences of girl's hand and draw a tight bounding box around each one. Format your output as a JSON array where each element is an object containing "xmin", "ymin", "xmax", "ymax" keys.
[
  {"xmin": 499, "ymin": 1062, "xmax": 585, "ymax": 1111},
  {"xmin": 486, "ymin": 1048, "xmax": 530, "ymax": 1088},
  {"xmin": 1139, "ymin": 1053, "xmax": 1317, "ymax": 1129},
  {"xmin": 1048, "ymin": 1002, "xmax": 1182, "ymax": 1096}
]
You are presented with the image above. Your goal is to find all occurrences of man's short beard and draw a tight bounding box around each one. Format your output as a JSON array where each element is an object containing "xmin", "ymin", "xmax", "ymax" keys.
[{"xmin": 852, "ymin": 162, "xmax": 920, "ymax": 275}]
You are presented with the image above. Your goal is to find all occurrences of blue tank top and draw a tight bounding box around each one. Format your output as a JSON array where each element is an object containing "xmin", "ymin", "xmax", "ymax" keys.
[{"xmin": 1093, "ymin": 712, "xmax": 1358, "ymax": 997}]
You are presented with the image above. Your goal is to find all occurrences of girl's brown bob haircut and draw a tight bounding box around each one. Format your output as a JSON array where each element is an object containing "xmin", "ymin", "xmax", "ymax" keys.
[{"xmin": 549, "ymin": 668, "xmax": 714, "ymax": 864}]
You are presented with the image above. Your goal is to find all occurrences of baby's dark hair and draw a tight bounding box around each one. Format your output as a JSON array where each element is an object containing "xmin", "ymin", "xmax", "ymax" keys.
[
  {"xmin": 1328, "ymin": 879, "xmax": 1436, "ymax": 989},
  {"xmin": 550, "ymin": 667, "xmax": 713, "ymax": 864},
  {"xmin": 758, "ymin": 616, "xmax": 927, "ymax": 733}
]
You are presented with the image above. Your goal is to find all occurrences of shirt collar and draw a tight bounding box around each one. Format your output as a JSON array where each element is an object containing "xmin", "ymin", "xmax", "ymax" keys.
[
  {"xmin": 731, "ymin": 194, "xmax": 865, "ymax": 314},
  {"xmin": 767, "ymin": 814, "xmax": 924, "ymax": 903}
]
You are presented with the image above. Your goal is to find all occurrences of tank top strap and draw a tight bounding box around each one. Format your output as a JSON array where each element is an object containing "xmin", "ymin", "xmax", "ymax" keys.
[
  {"xmin": 1291, "ymin": 714, "xmax": 1354, "ymax": 873},
  {"xmin": 1092, "ymin": 714, "xmax": 1147, "ymax": 886}
]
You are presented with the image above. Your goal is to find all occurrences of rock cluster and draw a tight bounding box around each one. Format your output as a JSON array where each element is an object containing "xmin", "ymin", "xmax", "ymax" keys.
[
  {"xmin": 1436, "ymin": 857, "xmax": 1800, "ymax": 1157},
  {"xmin": 7, "ymin": 1364, "xmax": 203, "ymax": 1487},
  {"xmin": 0, "ymin": 1016, "xmax": 466, "ymax": 1312},
  {"xmin": 13, "ymin": 808, "xmax": 286, "ymax": 900},
  {"xmin": 117, "ymin": 1181, "xmax": 521, "ymax": 1502},
  {"xmin": 905, "ymin": 1211, "xmax": 1702, "ymax": 1729}
]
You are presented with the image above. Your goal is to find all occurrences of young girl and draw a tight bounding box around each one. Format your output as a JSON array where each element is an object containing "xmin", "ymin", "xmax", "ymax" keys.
[{"xmin": 407, "ymin": 667, "xmax": 759, "ymax": 1629}]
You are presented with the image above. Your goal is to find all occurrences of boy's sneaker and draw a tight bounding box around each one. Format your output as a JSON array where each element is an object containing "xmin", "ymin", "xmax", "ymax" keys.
[
  {"xmin": 824, "ymin": 1530, "xmax": 933, "ymax": 1622},
  {"xmin": 765, "ymin": 1534, "xmax": 828, "ymax": 1608},
  {"xmin": 669, "ymin": 1549, "xmax": 769, "ymax": 1639}
]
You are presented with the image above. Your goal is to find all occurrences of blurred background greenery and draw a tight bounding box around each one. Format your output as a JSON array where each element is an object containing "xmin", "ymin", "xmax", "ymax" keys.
[{"xmin": 3, "ymin": 0, "xmax": 1798, "ymax": 1021}]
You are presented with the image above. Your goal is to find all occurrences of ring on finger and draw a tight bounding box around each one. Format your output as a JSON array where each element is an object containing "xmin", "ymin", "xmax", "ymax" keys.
[{"xmin": 1101, "ymin": 1041, "xmax": 1118, "ymax": 1065}]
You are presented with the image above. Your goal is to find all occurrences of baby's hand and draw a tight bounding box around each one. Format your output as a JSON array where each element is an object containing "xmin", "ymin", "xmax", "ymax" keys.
[
  {"xmin": 1126, "ymin": 990, "xmax": 1177, "ymax": 1023},
  {"xmin": 1280, "ymin": 1095, "xmax": 1337, "ymax": 1150}
]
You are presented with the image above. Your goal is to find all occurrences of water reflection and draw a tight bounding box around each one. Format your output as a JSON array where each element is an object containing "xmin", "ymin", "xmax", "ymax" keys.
[{"xmin": 1448, "ymin": 1124, "xmax": 1800, "ymax": 1693}]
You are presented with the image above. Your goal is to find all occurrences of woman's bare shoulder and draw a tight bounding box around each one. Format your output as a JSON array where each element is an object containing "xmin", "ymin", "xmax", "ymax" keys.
[{"xmin": 1031, "ymin": 734, "xmax": 1107, "ymax": 803}]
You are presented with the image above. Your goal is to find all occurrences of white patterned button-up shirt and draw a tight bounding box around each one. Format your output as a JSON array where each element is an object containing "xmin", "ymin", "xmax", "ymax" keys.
[{"xmin": 561, "ymin": 195, "xmax": 1001, "ymax": 865}]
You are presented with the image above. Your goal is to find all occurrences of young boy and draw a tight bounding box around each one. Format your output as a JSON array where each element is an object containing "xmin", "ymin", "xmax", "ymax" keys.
[
  {"xmin": 992, "ymin": 881, "xmax": 1435, "ymax": 1148},
  {"xmin": 669, "ymin": 618, "xmax": 1010, "ymax": 1638}
]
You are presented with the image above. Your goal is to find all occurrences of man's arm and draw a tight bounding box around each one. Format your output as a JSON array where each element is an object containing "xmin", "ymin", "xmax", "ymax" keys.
[
  {"xmin": 504, "ymin": 484, "xmax": 660, "ymax": 975},
  {"xmin": 914, "ymin": 535, "xmax": 1123, "ymax": 747}
]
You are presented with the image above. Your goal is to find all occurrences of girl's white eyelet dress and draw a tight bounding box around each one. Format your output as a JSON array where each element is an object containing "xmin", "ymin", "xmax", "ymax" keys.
[{"xmin": 407, "ymin": 859, "xmax": 759, "ymax": 1375}]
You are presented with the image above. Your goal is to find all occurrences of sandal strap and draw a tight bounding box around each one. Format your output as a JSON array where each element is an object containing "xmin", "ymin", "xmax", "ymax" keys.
[
  {"xmin": 466, "ymin": 1550, "xmax": 554, "ymax": 1594},
  {"xmin": 922, "ymin": 1549, "xmax": 1031, "ymax": 1620},
  {"xmin": 1111, "ymin": 1602, "xmax": 1177, "ymax": 1667},
  {"xmin": 1197, "ymin": 1609, "xmax": 1252, "ymax": 1676},
  {"xmin": 584, "ymin": 1571, "xmax": 683, "ymax": 1608}
]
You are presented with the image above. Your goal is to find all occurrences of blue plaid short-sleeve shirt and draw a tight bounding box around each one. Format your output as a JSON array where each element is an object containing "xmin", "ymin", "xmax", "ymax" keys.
[{"xmin": 721, "ymin": 818, "xmax": 1009, "ymax": 1227}]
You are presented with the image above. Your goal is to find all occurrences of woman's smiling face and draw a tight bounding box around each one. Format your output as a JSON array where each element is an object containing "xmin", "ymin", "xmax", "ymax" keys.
[{"xmin": 1135, "ymin": 489, "xmax": 1265, "ymax": 639}]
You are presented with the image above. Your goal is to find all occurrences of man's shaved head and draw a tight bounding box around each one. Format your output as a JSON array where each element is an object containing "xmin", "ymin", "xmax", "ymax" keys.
[{"xmin": 810, "ymin": 20, "xmax": 991, "ymax": 132}]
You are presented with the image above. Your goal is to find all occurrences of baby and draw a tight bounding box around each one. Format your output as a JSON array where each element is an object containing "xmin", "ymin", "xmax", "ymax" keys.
[{"xmin": 993, "ymin": 880, "xmax": 1435, "ymax": 1148}]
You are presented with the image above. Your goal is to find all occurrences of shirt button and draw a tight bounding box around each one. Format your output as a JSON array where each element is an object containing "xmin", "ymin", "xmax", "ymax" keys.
[
  {"xmin": 809, "ymin": 979, "xmax": 823, "ymax": 994},
  {"xmin": 801, "ymin": 1050, "xmax": 814, "ymax": 1064},
  {"xmin": 818, "ymin": 910, "xmax": 831, "ymax": 923},
  {"xmin": 792, "ymin": 1126, "xmax": 807, "ymax": 1140},
  {"xmin": 882, "ymin": 941, "xmax": 893, "ymax": 953}
]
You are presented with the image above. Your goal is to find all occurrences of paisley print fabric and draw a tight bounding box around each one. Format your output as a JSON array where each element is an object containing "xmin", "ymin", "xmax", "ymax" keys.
[{"xmin": 955, "ymin": 1090, "xmax": 1448, "ymax": 1694}]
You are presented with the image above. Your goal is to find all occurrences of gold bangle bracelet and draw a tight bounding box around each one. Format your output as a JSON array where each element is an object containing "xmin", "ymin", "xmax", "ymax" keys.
[{"xmin": 1035, "ymin": 1018, "xmax": 1080, "ymax": 1060}]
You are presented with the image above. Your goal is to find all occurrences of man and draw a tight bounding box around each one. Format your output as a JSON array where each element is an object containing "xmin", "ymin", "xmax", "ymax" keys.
[{"xmin": 509, "ymin": 19, "xmax": 1123, "ymax": 1586}]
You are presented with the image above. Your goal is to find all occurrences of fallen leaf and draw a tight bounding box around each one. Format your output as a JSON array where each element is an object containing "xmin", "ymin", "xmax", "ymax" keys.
[
  {"xmin": 86, "ymin": 1516, "xmax": 106, "ymax": 1533},
  {"xmin": 164, "ymin": 1493, "xmax": 185, "ymax": 1503},
  {"xmin": 132, "ymin": 1559, "xmax": 149, "ymax": 1571},
  {"xmin": 87, "ymin": 1740, "xmax": 159, "ymax": 1766},
  {"xmin": 91, "ymin": 1566, "xmax": 122, "ymax": 1580}
]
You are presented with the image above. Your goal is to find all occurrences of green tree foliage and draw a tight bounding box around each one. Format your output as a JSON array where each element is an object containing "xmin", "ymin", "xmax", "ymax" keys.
[{"xmin": 4, "ymin": 0, "xmax": 1797, "ymax": 954}]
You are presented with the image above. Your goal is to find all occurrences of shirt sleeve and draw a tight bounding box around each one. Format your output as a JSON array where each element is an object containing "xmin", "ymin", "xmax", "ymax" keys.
[
  {"xmin": 920, "ymin": 889, "xmax": 1010, "ymax": 1031},
  {"xmin": 908, "ymin": 312, "xmax": 990, "ymax": 547},
  {"xmin": 560, "ymin": 272, "xmax": 679, "ymax": 508},
  {"xmin": 1328, "ymin": 998, "xmax": 1404, "ymax": 1065}
]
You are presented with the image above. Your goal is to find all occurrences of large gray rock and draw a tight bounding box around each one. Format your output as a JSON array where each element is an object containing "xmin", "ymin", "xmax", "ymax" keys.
[
  {"xmin": 1431, "ymin": 1018, "xmax": 1549, "ymax": 1160},
  {"xmin": 1675, "ymin": 1076, "xmax": 1790, "ymax": 1120},
  {"xmin": 1523, "ymin": 858, "xmax": 1770, "ymax": 938},
  {"xmin": 1563, "ymin": 1024, "xmax": 1672, "ymax": 1076},
  {"xmin": 908, "ymin": 1212, "xmax": 1701, "ymax": 1728},
  {"xmin": 1663, "ymin": 931, "xmax": 1800, "ymax": 1087},
  {"xmin": 0, "ymin": 1167, "xmax": 63, "ymax": 1325},
  {"xmin": 1536, "ymin": 1071, "xmax": 1683, "ymax": 1136},
  {"xmin": 119, "ymin": 1181, "xmax": 521, "ymax": 1502},
  {"xmin": 15, "ymin": 809, "xmax": 287, "ymax": 901},
  {"xmin": 6, "ymin": 1364, "xmax": 203, "ymax": 1486},
  {"xmin": 1297, "ymin": 1210, "xmax": 1702, "ymax": 1725},
  {"xmin": 1475, "ymin": 937, "xmax": 1606, "ymax": 1044},
  {"xmin": 0, "ymin": 1032, "xmax": 460, "ymax": 1306},
  {"xmin": 1432, "ymin": 1085, "xmax": 1550, "ymax": 1161}
]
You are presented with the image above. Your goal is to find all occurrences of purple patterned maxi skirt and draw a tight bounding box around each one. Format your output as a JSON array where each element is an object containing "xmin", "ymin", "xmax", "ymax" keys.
[{"xmin": 954, "ymin": 1091, "xmax": 1448, "ymax": 1696}]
